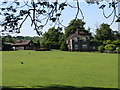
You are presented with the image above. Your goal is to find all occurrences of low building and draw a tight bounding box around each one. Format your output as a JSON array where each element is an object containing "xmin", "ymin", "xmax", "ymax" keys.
[
  {"xmin": 66, "ymin": 30, "xmax": 99, "ymax": 51},
  {"xmin": 11, "ymin": 40, "xmax": 35, "ymax": 50}
]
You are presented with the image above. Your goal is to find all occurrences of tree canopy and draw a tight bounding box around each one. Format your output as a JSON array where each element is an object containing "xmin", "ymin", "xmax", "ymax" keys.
[
  {"xmin": 65, "ymin": 19, "xmax": 86, "ymax": 37},
  {"xmin": 95, "ymin": 23, "xmax": 114, "ymax": 41},
  {"xmin": 41, "ymin": 27, "xmax": 63, "ymax": 48}
]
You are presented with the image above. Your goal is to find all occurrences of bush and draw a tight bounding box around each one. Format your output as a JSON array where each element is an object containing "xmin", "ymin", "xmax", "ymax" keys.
[
  {"xmin": 112, "ymin": 39, "xmax": 120, "ymax": 44},
  {"xmin": 98, "ymin": 45, "xmax": 104, "ymax": 52},
  {"xmin": 103, "ymin": 40, "xmax": 112, "ymax": 45},
  {"xmin": 116, "ymin": 47, "xmax": 120, "ymax": 53},
  {"xmin": 60, "ymin": 41, "xmax": 68, "ymax": 51},
  {"xmin": 104, "ymin": 44, "xmax": 116, "ymax": 51}
]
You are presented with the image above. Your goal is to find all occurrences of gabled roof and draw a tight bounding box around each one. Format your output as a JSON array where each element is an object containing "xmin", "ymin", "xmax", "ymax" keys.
[
  {"xmin": 66, "ymin": 34, "xmax": 74, "ymax": 40},
  {"xmin": 66, "ymin": 30, "xmax": 91, "ymax": 40},
  {"xmin": 11, "ymin": 40, "xmax": 33, "ymax": 46}
]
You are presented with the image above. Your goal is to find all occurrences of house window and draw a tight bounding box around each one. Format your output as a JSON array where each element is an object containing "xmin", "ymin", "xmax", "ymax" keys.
[
  {"xmin": 82, "ymin": 44, "xmax": 87, "ymax": 49},
  {"xmin": 74, "ymin": 45, "xmax": 78, "ymax": 50},
  {"xmin": 92, "ymin": 46, "xmax": 96, "ymax": 50},
  {"xmin": 82, "ymin": 37, "xmax": 87, "ymax": 42},
  {"xmin": 74, "ymin": 37, "xmax": 78, "ymax": 42}
]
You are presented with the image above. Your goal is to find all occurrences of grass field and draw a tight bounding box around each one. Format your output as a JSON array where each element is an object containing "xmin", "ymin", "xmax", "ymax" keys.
[{"xmin": 2, "ymin": 50, "xmax": 119, "ymax": 88}]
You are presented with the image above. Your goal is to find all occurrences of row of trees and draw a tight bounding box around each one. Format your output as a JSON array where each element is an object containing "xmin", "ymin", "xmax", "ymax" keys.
[
  {"xmin": 40, "ymin": 19, "xmax": 120, "ymax": 51},
  {"xmin": 2, "ymin": 19, "xmax": 120, "ymax": 52},
  {"xmin": 2, "ymin": 35, "xmax": 40, "ymax": 43}
]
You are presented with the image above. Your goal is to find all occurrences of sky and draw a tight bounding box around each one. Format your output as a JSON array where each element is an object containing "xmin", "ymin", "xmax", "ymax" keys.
[{"xmin": 0, "ymin": 0, "xmax": 119, "ymax": 37}]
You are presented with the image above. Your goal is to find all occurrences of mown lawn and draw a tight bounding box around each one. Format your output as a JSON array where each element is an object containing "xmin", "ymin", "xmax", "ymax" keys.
[{"xmin": 2, "ymin": 50, "xmax": 118, "ymax": 88}]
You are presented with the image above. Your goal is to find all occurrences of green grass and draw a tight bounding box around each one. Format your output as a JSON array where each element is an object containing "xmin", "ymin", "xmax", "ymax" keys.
[{"xmin": 2, "ymin": 50, "xmax": 118, "ymax": 88}]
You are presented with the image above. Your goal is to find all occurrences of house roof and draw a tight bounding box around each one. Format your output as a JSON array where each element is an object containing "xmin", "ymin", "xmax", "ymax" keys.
[
  {"xmin": 11, "ymin": 40, "xmax": 32, "ymax": 46},
  {"xmin": 66, "ymin": 34, "xmax": 74, "ymax": 40},
  {"xmin": 66, "ymin": 30, "xmax": 91, "ymax": 40}
]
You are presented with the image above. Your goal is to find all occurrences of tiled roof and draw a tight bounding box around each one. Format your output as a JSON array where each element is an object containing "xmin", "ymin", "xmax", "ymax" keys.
[
  {"xmin": 66, "ymin": 30, "xmax": 91, "ymax": 40},
  {"xmin": 11, "ymin": 40, "xmax": 32, "ymax": 46}
]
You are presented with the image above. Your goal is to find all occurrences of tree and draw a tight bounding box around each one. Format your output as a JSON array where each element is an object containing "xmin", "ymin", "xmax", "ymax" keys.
[
  {"xmin": 2, "ymin": 35, "xmax": 13, "ymax": 43},
  {"xmin": 0, "ymin": 0, "xmax": 119, "ymax": 36},
  {"xmin": 65, "ymin": 19, "xmax": 86, "ymax": 37},
  {"xmin": 60, "ymin": 41, "xmax": 68, "ymax": 51},
  {"xmin": 113, "ymin": 31, "xmax": 120, "ymax": 40},
  {"xmin": 42, "ymin": 27, "xmax": 63, "ymax": 49},
  {"xmin": 98, "ymin": 45, "xmax": 104, "ymax": 53},
  {"xmin": 36, "ymin": 40, "xmax": 40, "ymax": 48},
  {"xmin": 95, "ymin": 23, "xmax": 114, "ymax": 42}
]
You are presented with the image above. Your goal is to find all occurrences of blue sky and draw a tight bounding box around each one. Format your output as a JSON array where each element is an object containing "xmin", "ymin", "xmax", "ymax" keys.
[{"xmin": 0, "ymin": 1, "xmax": 119, "ymax": 37}]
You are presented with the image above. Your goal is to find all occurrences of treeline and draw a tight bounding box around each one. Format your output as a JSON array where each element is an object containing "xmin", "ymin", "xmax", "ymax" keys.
[
  {"xmin": 2, "ymin": 19, "xmax": 120, "ymax": 52},
  {"xmin": 2, "ymin": 35, "xmax": 40, "ymax": 43}
]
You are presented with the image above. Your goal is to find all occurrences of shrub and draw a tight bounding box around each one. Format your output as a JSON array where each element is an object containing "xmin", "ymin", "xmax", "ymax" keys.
[
  {"xmin": 116, "ymin": 47, "xmax": 120, "ymax": 53},
  {"xmin": 98, "ymin": 45, "xmax": 104, "ymax": 52},
  {"xmin": 104, "ymin": 44, "xmax": 116, "ymax": 51},
  {"xmin": 60, "ymin": 41, "xmax": 68, "ymax": 51},
  {"xmin": 103, "ymin": 40, "xmax": 112, "ymax": 45},
  {"xmin": 112, "ymin": 40, "xmax": 120, "ymax": 44}
]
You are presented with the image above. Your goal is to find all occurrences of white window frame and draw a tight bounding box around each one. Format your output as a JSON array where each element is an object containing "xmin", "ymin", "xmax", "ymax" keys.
[
  {"xmin": 74, "ymin": 44, "xmax": 78, "ymax": 50},
  {"xmin": 74, "ymin": 37, "xmax": 78, "ymax": 42},
  {"xmin": 92, "ymin": 46, "xmax": 96, "ymax": 50},
  {"xmin": 82, "ymin": 44, "xmax": 87, "ymax": 49},
  {"xmin": 82, "ymin": 37, "xmax": 87, "ymax": 42}
]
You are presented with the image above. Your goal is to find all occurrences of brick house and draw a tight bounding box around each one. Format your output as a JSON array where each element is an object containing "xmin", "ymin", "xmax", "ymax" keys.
[
  {"xmin": 66, "ymin": 30, "xmax": 99, "ymax": 51},
  {"xmin": 11, "ymin": 40, "xmax": 35, "ymax": 50}
]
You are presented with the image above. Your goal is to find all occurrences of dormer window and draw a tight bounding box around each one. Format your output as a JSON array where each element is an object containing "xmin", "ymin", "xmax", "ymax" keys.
[{"xmin": 74, "ymin": 37, "xmax": 78, "ymax": 42}]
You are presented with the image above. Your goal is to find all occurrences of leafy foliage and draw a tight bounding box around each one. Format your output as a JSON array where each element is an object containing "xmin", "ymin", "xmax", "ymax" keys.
[
  {"xmin": 60, "ymin": 41, "xmax": 68, "ymax": 51},
  {"xmin": 112, "ymin": 39, "xmax": 120, "ymax": 45},
  {"xmin": 116, "ymin": 47, "xmax": 120, "ymax": 52},
  {"xmin": 95, "ymin": 23, "xmax": 114, "ymax": 41},
  {"xmin": 41, "ymin": 27, "xmax": 63, "ymax": 49},
  {"xmin": 65, "ymin": 19, "xmax": 86, "ymax": 38},
  {"xmin": 103, "ymin": 40, "xmax": 112, "ymax": 45},
  {"xmin": 2, "ymin": 35, "xmax": 40, "ymax": 43},
  {"xmin": 104, "ymin": 44, "xmax": 116, "ymax": 51},
  {"xmin": 98, "ymin": 45, "xmax": 104, "ymax": 52}
]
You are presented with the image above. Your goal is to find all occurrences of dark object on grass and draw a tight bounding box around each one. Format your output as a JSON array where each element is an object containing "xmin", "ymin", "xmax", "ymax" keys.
[{"xmin": 21, "ymin": 62, "xmax": 24, "ymax": 64}]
